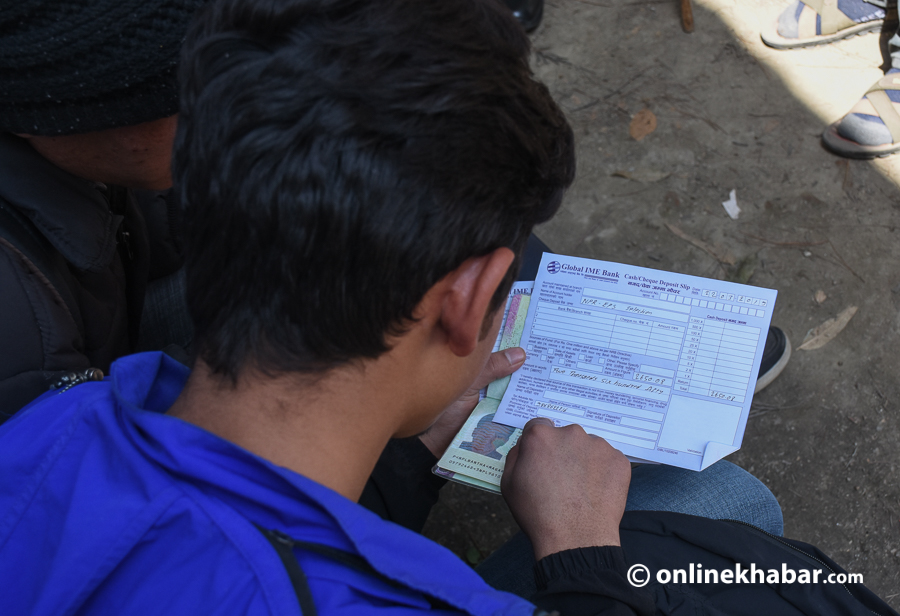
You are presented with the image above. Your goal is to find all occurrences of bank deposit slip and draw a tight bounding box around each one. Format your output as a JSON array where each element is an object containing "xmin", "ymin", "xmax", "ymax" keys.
[{"xmin": 493, "ymin": 253, "xmax": 778, "ymax": 471}]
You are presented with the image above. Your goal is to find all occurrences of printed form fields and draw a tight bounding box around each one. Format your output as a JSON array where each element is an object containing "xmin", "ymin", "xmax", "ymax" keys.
[{"xmin": 531, "ymin": 296, "xmax": 688, "ymax": 361}]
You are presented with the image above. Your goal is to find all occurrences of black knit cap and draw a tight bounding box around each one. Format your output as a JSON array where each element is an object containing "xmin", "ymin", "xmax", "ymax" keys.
[{"xmin": 0, "ymin": 0, "xmax": 206, "ymax": 136}]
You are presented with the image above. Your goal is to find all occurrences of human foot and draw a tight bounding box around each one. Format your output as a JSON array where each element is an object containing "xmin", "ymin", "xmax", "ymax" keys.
[{"xmin": 823, "ymin": 69, "xmax": 900, "ymax": 159}]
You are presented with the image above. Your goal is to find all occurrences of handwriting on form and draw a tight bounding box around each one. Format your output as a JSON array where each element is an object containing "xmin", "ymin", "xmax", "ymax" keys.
[{"xmin": 581, "ymin": 297, "xmax": 617, "ymax": 310}]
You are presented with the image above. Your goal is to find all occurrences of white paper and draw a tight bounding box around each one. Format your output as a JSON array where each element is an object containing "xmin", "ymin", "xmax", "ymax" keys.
[
  {"xmin": 493, "ymin": 254, "xmax": 777, "ymax": 471},
  {"xmin": 722, "ymin": 189, "xmax": 740, "ymax": 219}
]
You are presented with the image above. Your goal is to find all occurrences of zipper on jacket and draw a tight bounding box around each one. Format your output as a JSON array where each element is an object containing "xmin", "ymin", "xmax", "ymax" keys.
[
  {"xmin": 49, "ymin": 368, "xmax": 104, "ymax": 394},
  {"xmin": 98, "ymin": 182, "xmax": 134, "ymax": 261},
  {"xmin": 117, "ymin": 227, "xmax": 134, "ymax": 260},
  {"xmin": 723, "ymin": 518, "xmax": 883, "ymax": 616}
]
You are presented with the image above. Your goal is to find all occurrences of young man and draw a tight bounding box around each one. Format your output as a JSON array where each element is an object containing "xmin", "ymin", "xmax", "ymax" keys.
[
  {"xmin": 0, "ymin": 0, "xmax": 786, "ymax": 424},
  {"xmin": 0, "ymin": 0, "xmax": 560, "ymax": 422},
  {"xmin": 0, "ymin": 0, "xmax": 890, "ymax": 614}
]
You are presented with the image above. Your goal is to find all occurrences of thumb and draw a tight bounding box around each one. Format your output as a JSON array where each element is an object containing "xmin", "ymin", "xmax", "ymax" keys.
[{"xmin": 472, "ymin": 347, "xmax": 526, "ymax": 391}]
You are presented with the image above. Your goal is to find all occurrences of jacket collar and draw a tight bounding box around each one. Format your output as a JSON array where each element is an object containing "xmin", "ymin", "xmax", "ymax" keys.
[{"xmin": 0, "ymin": 133, "xmax": 122, "ymax": 272}]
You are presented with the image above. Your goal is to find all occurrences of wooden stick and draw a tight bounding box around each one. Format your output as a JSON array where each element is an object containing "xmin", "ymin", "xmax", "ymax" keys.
[{"xmin": 681, "ymin": 0, "xmax": 694, "ymax": 33}]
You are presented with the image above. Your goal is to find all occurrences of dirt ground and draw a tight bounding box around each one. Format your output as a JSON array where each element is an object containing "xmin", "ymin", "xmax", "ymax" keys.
[{"xmin": 422, "ymin": 0, "xmax": 900, "ymax": 605}]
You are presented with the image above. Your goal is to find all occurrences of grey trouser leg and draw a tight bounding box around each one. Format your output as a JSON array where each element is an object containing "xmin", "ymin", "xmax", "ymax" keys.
[{"xmin": 863, "ymin": 0, "xmax": 900, "ymax": 69}]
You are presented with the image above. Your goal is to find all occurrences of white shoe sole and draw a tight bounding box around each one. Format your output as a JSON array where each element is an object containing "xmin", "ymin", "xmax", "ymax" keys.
[{"xmin": 761, "ymin": 19, "xmax": 882, "ymax": 50}]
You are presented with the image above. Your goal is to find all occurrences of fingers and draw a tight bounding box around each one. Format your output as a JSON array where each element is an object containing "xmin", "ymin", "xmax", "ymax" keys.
[
  {"xmin": 503, "ymin": 418, "xmax": 567, "ymax": 493},
  {"xmin": 500, "ymin": 417, "xmax": 545, "ymax": 491},
  {"xmin": 501, "ymin": 439, "xmax": 520, "ymax": 485},
  {"xmin": 499, "ymin": 418, "xmax": 631, "ymax": 559},
  {"xmin": 471, "ymin": 347, "xmax": 526, "ymax": 390},
  {"xmin": 523, "ymin": 416, "xmax": 555, "ymax": 431},
  {"xmin": 502, "ymin": 346, "xmax": 526, "ymax": 366}
]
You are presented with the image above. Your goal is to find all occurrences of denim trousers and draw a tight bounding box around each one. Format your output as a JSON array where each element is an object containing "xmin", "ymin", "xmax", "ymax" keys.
[{"xmin": 475, "ymin": 460, "xmax": 783, "ymax": 598}]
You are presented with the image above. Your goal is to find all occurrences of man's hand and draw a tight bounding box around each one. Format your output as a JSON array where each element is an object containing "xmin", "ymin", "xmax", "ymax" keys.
[
  {"xmin": 501, "ymin": 418, "xmax": 631, "ymax": 561},
  {"xmin": 418, "ymin": 347, "xmax": 526, "ymax": 457}
]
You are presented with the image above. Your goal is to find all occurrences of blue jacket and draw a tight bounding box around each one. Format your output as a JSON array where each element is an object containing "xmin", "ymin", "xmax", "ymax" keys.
[{"xmin": 0, "ymin": 352, "xmax": 537, "ymax": 616}]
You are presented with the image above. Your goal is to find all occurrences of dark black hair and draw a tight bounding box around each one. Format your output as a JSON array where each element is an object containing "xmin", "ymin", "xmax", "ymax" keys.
[{"xmin": 174, "ymin": 0, "xmax": 575, "ymax": 380}]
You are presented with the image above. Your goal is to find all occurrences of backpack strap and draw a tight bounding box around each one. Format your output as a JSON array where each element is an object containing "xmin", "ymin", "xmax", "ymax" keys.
[
  {"xmin": 256, "ymin": 525, "xmax": 560, "ymax": 616},
  {"xmin": 254, "ymin": 524, "xmax": 456, "ymax": 615},
  {"xmin": 255, "ymin": 526, "xmax": 318, "ymax": 616}
]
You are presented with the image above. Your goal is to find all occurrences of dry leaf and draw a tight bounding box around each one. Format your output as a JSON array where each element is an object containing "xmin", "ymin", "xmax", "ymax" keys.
[
  {"xmin": 836, "ymin": 159, "xmax": 853, "ymax": 192},
  {"xmin": 814, "ymin": 290, "xmax": 827, "ymax": 304},
  {"xmin": 630, "ymin": 109, "xmax": 657, "ymax": 141},
  {"xmin": 611, "ymin": 168, "xmax": 670, "ymax": 183},
  {"xmin": 798, "ymin": 306, "xmax": 858, "ymax": 351}
]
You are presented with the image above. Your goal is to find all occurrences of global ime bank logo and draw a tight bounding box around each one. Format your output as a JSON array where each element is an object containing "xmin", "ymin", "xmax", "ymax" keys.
[{"xmin": 546, "ymin": 261, "xmax": 562, "ymax": 274}]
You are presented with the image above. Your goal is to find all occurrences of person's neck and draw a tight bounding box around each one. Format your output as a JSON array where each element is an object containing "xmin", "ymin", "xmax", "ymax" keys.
[
  {"xmin": 167, "ymin": 358, "xmax": 413, "ymax": 502},
  {"xmin": 165, "ymin": 272, "xmax": 499, "ymax": 501}
]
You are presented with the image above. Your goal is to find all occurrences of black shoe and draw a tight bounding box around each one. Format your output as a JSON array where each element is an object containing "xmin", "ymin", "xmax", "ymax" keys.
[
  {"xmin": 503, "ymin": 0, "xmax": 543, "ymax": 32},
  {"xmin": 755, "ymin": 326, "xmax": 791, "ymax": 393},
  {"xmin": 517, "ymin": 234, "xmax": 551, "ymax": 281}
]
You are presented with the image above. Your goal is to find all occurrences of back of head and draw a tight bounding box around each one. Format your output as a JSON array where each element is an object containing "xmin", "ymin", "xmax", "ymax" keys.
[
  {"xmin": 0, "ymin": 0, "xmax": 206, "ymax": 135},
  {"xmin": 174, "ymin": 0, "xmax": 575, "ymax": 380}
]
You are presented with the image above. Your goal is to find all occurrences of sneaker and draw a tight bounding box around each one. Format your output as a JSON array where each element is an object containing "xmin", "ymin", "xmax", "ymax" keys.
[
  {"xmin": 755, "ymin": 326, "xmax": 791, "ymax": 393},
  {"xmin": 503, "ymin": 0, "xmax": 543, "ymax": 32}
]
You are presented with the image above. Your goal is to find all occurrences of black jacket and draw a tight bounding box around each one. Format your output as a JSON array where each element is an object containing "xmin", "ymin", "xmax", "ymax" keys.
[
  {"xmin": 534, "ymin": 511, "xmax": 898, "ymax": 615},
  {"xmin": 0, "ymin": 134, "xmax": 181, "ymax": 420},
  {"xmin": 361, "ymin": 439, "xmax": 898, "ymax": 616}
]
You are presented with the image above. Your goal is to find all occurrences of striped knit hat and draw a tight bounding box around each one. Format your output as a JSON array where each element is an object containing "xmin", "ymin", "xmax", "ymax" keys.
[{"xmin": 0, "ymin": 0, "xmax": 206, "ymax": 135}]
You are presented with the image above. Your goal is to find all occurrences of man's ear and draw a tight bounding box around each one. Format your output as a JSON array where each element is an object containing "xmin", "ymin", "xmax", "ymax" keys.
[{"xmin": 440, "ymin": 247, "xmax": 515, "ymax": 357}]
